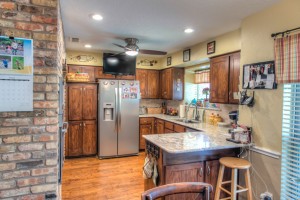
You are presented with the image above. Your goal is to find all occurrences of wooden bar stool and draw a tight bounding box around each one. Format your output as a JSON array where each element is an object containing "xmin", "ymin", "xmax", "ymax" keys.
[{"xmin": 214, "ymin": 157, "xmax": 252, "ymax": 200}]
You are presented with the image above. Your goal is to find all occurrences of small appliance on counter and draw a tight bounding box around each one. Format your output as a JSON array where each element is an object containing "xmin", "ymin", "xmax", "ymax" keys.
[
  {"xmin": 139, "ymin": 106, "xmax": 147, "ymax": 115},
  {"xmin": 226, "ymin": 126, "xmax": 252, "ymax": 144},
  {"xmin": 229, "ymin": 110, "xmax": 238, "ymax": 125}
]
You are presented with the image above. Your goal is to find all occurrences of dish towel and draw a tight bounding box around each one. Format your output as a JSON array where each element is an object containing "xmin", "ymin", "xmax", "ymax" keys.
[{"xmin": 143, "ymin": 155, "xmax": 154, "ymax": 179}]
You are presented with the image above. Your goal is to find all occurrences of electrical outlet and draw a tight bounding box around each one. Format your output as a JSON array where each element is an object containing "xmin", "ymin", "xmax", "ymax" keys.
[{"xmin": 260, "ymin": 192, "xmax": 273, "ymax": 200}]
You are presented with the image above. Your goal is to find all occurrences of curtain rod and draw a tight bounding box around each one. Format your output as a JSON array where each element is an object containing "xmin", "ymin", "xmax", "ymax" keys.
[{"xmin": 271, "ymin": 26, "xmax": 300, "ymax": 38}]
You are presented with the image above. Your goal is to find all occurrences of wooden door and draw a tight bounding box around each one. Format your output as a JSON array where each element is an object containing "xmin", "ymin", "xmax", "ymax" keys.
[
  {"xmin": 68, "ymin": 84, "xmax": 83, "ymax": 121},
  {"xmin": 68, "ymin": 121, "xmax": 83, "ymax": 156},
  {"xmin": 205, "ymin": 160, "xmax": 220, "ymax": 200},
  {"xmin": 164, "ymin": 68, "xmax": 172, "ymax": 99},
  {"xmin": 139, "ymin": 124, "xmax": 152, "ymax": 150},
  {"xmin": 81, "ymin": 66, "xmax": 95, "ymax": 82},
  {"xmin": 136, "ymin": 69, "xmax": 148, "ymax": 98},
  {"xmin": 147, "ymin": 70, "xmax": 160, "ymax": 98},
  {"xmin": 229, "ymin": 52, "xmax": 240, "ymax": 104},
  {"xmin": 165, "ymin": 162, "xmax": 205, "ymax": 200},
  {"xmin": 82, "ymin": 120, "xmax": 97, "ymax": 155},
  {"xmin": 156, "ymin": 119, "xmax": 164, "ymax": 134},
  {"xmin": 160, "ymin": 69, "xmax": 166, "ymax": 99},
  {"xmin": 82, "ymin": 84, "xmax": 97, "ymax": 120},
  {"xmin": 210, "ymin": 55, "xmax": 229, "ymax": 103}
]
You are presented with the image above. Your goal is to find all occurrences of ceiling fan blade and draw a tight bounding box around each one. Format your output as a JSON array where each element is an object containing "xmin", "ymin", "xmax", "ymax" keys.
[
  {"xmin": 113, "ymin": 43, "xmax": 132, "ymax": 51},
  {"xmin": 139, "ymin": 49, "xmax": 167, "ymax": 55}
]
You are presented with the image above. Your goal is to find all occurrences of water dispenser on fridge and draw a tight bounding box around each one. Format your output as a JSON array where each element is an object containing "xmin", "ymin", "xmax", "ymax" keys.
[{"xmin": 103, "ymin": 103, "xmax": 114, "ymax": 121}]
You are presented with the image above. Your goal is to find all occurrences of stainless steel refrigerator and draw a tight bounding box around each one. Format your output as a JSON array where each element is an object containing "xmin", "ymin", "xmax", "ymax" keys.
[{"xmin": 98, "ymin": 80, "xmax": 140, "ymax": 159}]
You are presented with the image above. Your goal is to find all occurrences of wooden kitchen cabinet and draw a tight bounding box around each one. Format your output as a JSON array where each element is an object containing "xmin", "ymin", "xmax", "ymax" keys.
[
  {"xmin": 173, "ymin": 124, "xmax": 186, "ymax": 133},
  {"xmin": 210, "ymin": 52, "xmax": 240, "ymax": 104},
  {"xmin": 67, "ymin": 83, "xmax": 97, "ymax": 157},
  {"xmin": 136, "ymin": 69, "xmax": 160, "ymax": 99},
  {"xmin": 165, "ymin": 162, "xmax": 205, "ymax": 200},
  {"xmin": 94, "ymin": 66, "xmax": 115, "ymax": 79},
  {"xmin": 68, "ymin": 65, "xmax": 95, "ymax": 82},
  {"xmin": 160, "ymin": 68, "xmax": 184, "ymax": 100},
  {"xmin": 155, "ymin": 119, "xmax": 165, "ymax": 134},
  {"xmin": 139, "ymin": 118, "xmax": 154, "ymax": 150}
]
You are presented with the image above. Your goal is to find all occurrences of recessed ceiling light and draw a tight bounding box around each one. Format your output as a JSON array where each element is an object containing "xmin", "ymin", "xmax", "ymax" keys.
[
  {"xmin": 85, "ymin": 44, "xmax": 92, "ymax": 48},
  {"xmin": 184, "ymin": 28, "xmax": 194, "ymax": 33},
  {"xmin": 91, "ymin": 14, "xmax": 103, "ymax": 21}
]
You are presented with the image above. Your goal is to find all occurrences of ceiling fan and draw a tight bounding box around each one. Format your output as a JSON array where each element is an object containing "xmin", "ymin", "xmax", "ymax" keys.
[{"xmin": 113, "ymin": 38, "xmax": 167, "ymax": 56}]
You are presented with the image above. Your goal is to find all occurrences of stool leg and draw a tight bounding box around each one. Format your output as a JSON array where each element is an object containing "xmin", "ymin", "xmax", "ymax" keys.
[
  {"xmin": 214, "ymin": 164, "xmax": 225, "ymax": 200},
  {"xmin": 231, "ymin": 168, "xmax": 237, "ymax": 200},
  {"xmin": 245, "ymin": 169, "xmax": 252, "ymax": 200}
]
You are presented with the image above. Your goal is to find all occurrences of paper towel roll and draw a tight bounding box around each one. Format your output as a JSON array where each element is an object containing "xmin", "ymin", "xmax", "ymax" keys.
[{"xmin": 179, "ymin": 105, "xmax": 185, "ymax": 118}]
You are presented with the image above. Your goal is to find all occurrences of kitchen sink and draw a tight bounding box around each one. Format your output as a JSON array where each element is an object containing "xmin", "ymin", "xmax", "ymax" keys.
[{"xmin": 174, "ymin": 119, "xmax": 200, "ymax": 123}]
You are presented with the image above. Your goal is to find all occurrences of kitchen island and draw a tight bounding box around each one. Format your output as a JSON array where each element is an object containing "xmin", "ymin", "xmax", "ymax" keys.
[{"xmin": 143, "ymin": 130, "xmax": 251, "ymax": 200}]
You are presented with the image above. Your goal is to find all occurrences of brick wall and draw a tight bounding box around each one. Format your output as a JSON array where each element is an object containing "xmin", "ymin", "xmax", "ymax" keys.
[{"xmin": 0, "ymin": 0, "xmax": 63, "ymax": 199}]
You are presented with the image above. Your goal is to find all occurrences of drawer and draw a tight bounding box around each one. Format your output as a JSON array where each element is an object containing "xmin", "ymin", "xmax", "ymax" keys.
[
  {"xmin": 174, "ymin": 124, "xmax": 186, "ymax": 133},
  {"xmin": 140, "ymin": 117, "xmax": 154, "ymax": 125},
  {"xmin": 156, "ymin": 119, "xmax": 164, "ymax": 125},
  {"xmin": 164, "ymin": 121, "xmax": 174, "ymax": 130}
]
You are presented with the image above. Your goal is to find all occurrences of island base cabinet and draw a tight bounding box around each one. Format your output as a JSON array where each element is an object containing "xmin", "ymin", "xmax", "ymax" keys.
[{"xmin": 165, "ymin": 162, "xmax": 205, "ymax": 200}]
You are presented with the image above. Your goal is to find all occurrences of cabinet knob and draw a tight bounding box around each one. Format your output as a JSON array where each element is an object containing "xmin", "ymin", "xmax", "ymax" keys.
[
  {"xmin": 207, "ymin": 165, "xmax": 211, "ymax": 176},
  {"xmin": 83, "ymin": 123, "xmax": 86, "ymax": 127},
  {"xmin": 199, "ymin": 167, "xmax": 203, "ymax": 177},
  {"xmin": 79, "ymin": 123, "xmax": 82, "ymax": 127}
]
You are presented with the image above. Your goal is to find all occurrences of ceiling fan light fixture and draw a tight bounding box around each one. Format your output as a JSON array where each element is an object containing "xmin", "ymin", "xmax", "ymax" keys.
[
  {"xmin": 125, "ymin": 50, "xmax": 138, "ymax": 56},
  {"xmin": 125, "ymin": 43, "xmax": 139, "ymax": 56},
  {"xmin": 85, "ymin": 44, "xmax": 92, "ymax": 48},
  {"xmin": 184, "ymin": 28, "xmax": 194, "ymax": 33}
]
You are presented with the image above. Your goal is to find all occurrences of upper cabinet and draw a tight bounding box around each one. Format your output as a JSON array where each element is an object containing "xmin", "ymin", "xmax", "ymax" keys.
[
  {"xmin": 136, "ymin": 69, "xmax": 160, "ymax": 99},
  {"xmin": 161, "ymin": 68, "xmax": 184, "ymax": 100},
  {"xmin": 209, "ymin": 52, "xmax": 240, "ymax": 104}
]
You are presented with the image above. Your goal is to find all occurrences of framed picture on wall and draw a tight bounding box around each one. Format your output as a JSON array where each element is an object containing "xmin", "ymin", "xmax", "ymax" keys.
[
  {"xmin": 207, "ymin": 41, "xmax": 215, "ymax": 55},
  {"xmin": 167, "ymin": 56, "xmax": 172, "ymax": 66},
  {"xmin": 183, "ymin": 49, "xmax": 190, "ymax": 62}
]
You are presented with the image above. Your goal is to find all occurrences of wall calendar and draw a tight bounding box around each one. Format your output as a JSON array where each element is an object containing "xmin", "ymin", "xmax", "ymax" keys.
[{"xmin": 0, "ymin": 36, "xmax": 33, "ymax": 112}]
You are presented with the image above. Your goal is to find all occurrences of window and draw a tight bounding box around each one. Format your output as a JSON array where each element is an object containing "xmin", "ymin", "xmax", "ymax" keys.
[
  {"xmin": 281, "ymin": 84, "xmax": 300, "ymax": 199},
  {"xmin": 196, "ymin": 83, "xmax": 210, "ymax": 100}
]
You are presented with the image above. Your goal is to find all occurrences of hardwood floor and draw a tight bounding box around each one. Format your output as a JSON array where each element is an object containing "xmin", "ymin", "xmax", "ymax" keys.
[{"xmin": 62, "ymin": 153, "xmax": 145, "ymax": 200}]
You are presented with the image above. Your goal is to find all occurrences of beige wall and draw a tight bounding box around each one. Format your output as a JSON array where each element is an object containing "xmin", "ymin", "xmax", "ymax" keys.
[{"xmin": 238, "ymin": 0, "xmax": 300, "ymax": 198}]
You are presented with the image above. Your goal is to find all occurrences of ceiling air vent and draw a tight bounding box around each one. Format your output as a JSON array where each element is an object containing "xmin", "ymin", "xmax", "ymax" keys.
[{"xmin": 69, "ymin": 37, "xmax": 80, "ymax": 43}]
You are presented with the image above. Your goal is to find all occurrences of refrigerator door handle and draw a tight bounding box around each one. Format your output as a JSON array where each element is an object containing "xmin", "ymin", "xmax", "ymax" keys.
[
  {"xmin": 118, "ymin": 88, "xmax": 122, "ymax": 132},
  {"xmin": 115, "ymin": 88, "xmax": 118, "ymax": 133}
]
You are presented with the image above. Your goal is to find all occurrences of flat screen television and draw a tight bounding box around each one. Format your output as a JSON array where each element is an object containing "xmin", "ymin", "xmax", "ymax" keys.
[{"xmin": 103, "ymin": 53, "xmax": 136, "ymax": 75}]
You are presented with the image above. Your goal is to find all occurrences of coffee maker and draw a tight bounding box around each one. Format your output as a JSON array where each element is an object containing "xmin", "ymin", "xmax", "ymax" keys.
[{"xmin": 227, "ymin": 111, "xmax": 252, "ymax": 144}]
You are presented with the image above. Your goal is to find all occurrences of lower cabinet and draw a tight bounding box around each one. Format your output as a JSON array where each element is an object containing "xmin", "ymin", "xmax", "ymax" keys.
[
  {"xmin": 155, "ymin": 119, "xmax": 165, "ymax": 134},
  {"xmin": 165, "ymin": 160, "xmax": 229, "ymax": 200},
  {"xmin": 67, "ymin": 120, "xmax": 97, "ymax": 157},
  {"xmin": 139, "ymin": 118, "xmax": 154, "ymax": 150},
  {"xmin": 165, "ymin": 162, "xmax": 205, "ymax": 200}
]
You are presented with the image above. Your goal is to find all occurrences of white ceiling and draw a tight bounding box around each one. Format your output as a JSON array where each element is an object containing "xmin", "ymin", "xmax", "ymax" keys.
[{"xmin": 60, "ymin": 0, "xmax": 279, "ymax": 56}]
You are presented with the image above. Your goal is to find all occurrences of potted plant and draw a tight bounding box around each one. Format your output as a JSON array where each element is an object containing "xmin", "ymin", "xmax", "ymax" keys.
[{"xmin": 202, "ymin": 87, "xmax": 210, "ymax": 107}]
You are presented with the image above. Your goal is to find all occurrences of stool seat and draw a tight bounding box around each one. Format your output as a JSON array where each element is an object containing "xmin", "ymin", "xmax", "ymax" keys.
[{"xmin": 219, "ymin": 157, "xmax": 251, "ymax": 169}]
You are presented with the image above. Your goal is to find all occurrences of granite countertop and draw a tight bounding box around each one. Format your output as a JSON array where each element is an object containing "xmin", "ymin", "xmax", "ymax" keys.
[{"xmin": 140, "ymin": 114, "xmax": 252, "ymax": 153}]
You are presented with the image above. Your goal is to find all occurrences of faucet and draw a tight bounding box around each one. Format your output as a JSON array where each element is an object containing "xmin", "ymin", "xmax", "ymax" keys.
[{"xmin": 185, "ymin": 102, "xmax": 200, "ymax": 121}]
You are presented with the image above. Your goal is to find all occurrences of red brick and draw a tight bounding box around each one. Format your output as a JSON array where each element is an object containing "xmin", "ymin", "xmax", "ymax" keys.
[
  {"xmin": 2, "ymin": 152, "xmax": 31, "ymax": 161},
  {"xmin": 2, "ymin": 170, "xmax": 30, "ymax": 179},
  {"xmin": 2, "ymin": 135, "xmax": 31, "ymax": 144},
  {"xmin": 0, "ymin": 145, "xmax": 16, "ymax": 153},
  {"xmin": 46, "ymin": 25, "xmax": 57, "ymax": 33},
  {"xmin": 33, "ymin": 93, "xmax": 45, "ymax": 100},
  {"xmin": 18, "ymin": 4, "xmax": 43, "ymax": 14},
  {"xmin": 0, "ymin": 2, "xmax": 16, "ymax": 10},
  {"xmin": 17, "ymin": 177, "xmax": 45, "ymax": 187},
  {"xmin": 17, "ymin": 194, "xmax": 45, "ymax": 200},
  {"xmin": 0, "ymin": 163, "xmax": 16, "ymax": 171},
  {"xmin": 33, "ymin": 117, "xmax": 58, "ymax": 125},
  {"xmin": 33, "ymin": 101, "xmax": 58, "ymax": 109},
  {"xmin": 31, "ymin": 0, "xmax": 57, "ymax": 7},
  {"xmin": 34, "ymin": 66, "xmax": 59, "ymax": 75},
  {"xmin": 0, "ymin": 187, "xmax": 30, "ymax": 198},
  {"xmin": 33, "ymin": 134, "xmax": 57, "ymax": 142},
  {"xmin": 17, "ymin": 110, "xmax": 45, "ymax": 118},
  {"xmin": 34, "ymin": 49, "xmax": 56, "ymax": 58},
  {"xmin": 1, "ymin": 118, "xmax": 32, "ymax": 126},
  {"xmin": 46, "ymin": 93, "xmax": 58, "ymax": 100},
  {"xmin": 33, "ymin": 33, "xmax": 57, "ymax": 41},
  {"xmin": 18, "ymin": 126, "xmax": 45, "ymax": 134},
  {"xmin": 0, "ymin": 127, "xmax": 17, "ymax": 135},
  {"xmin": 46, "ymin": 142, "xmax": 56, "ymax": 150},
  {"xmin": 16, "ymin": 22, "xmax": 44, "ymax": 31},
  {"xmin": 46, "ymin": 125, "xmax": 58, "ymax": 132},
  {"xmin": 31, "ymin": 167, "xmax": 57, "ymax": 176},
  {"xmin": 33, "ymin": 40, "xmax": 46, "ymax": 49},
  {"xmin": 34, "ymin": 75, "xmax": 46, "ymax": 83},
  {"xmin": 46, "ymin": 110, "xmax": 57, "ymax": 117},
  {"xmin": 31, "ymin": 183, "xmax": 56, "ymax": 193},
  {"xmin": 2, "ymin": 11, "xmax": 31, "ymax": 21},
  {"xmin": 46, "ymin": 75, "xmax": 58, "ymax": 83},
  {"xmin": 32, "ymin": 15, "xmax": 57, "ymax": 24},
  {"xmin": 3, "ymin": 28, "xmax": 32, "ymax": 39},
  {"xmin": 0, "ymin": 112, "xmax": 17, "ymax": 117},
  {"xmin": 18, "ymin": 143, "xmax": 44, "ymax": 151},
  {"xmin": 34, "ymin": 57, "xmax": 45, "ymax": 66},
  {"xmin": 0, "ymin": 180, "xmax": 16, "ymax": 190},
  {"xmin": 34, "ymin": 84, "xmax": 58, "ymax": 92}
]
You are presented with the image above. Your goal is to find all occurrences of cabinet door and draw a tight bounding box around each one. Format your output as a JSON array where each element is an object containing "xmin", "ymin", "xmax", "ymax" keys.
[
  {"xmin": 156, "ymin": 120, "xmax": 165, "ymax": 134},
  {"xmin": 210, "ymin": 56, "xmax": 229, "ymax": 103},
  {"xmin": 164, "ymin": 128, "xmax": 174, "ymax": 134},
  {"xmin": 68, "ymin": 121, "xmax": 83, "ymax": 156},
  {"xmin": 174, "ymin": 124, "xmax": 186, "ymax": 133},
  {"xmin": 229, "ymin": 52, "xmax": 240, "ymax": 104},
  {"xmin": 164, "ymin": 68, "xmax": 172, "ymax": 99},
  {"xmin": 82, "ymin": 84, "xmax": 97, "ymax": 120},
  {"xmin": 147, "ymin": 70, "xmax": 160, "ymax": 98},
  {"xmin": 165, "ymin": 162, "xmax": 205, "ymax": 200},
  {"xmin": 172, "ymin": 68, "xmax": 184, "ymax": 100},
  {"xmin": 205, "ymin": 160, "xmax": 220, "ymax": 200},
  {"xmin": 136, "ymin": 69, "xmax": 148, "ymax": 98},
  {"xmin": 139, "ymin": 124, "xmax": 152, "ymax": 150},
  {"xmin": 82, "ymin": 120, "xmax": 97, "ymax": 155},
  {"xmin": 95, "ymin": 67, "xmax": 115, "ymax": 79},
  {"xmin": 68, "ymin": 65, "xmax": 81, "ymax": 73},
  {"xmin": 68, "ymin": 85, "xmax": 83, "ymax": 121}
]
